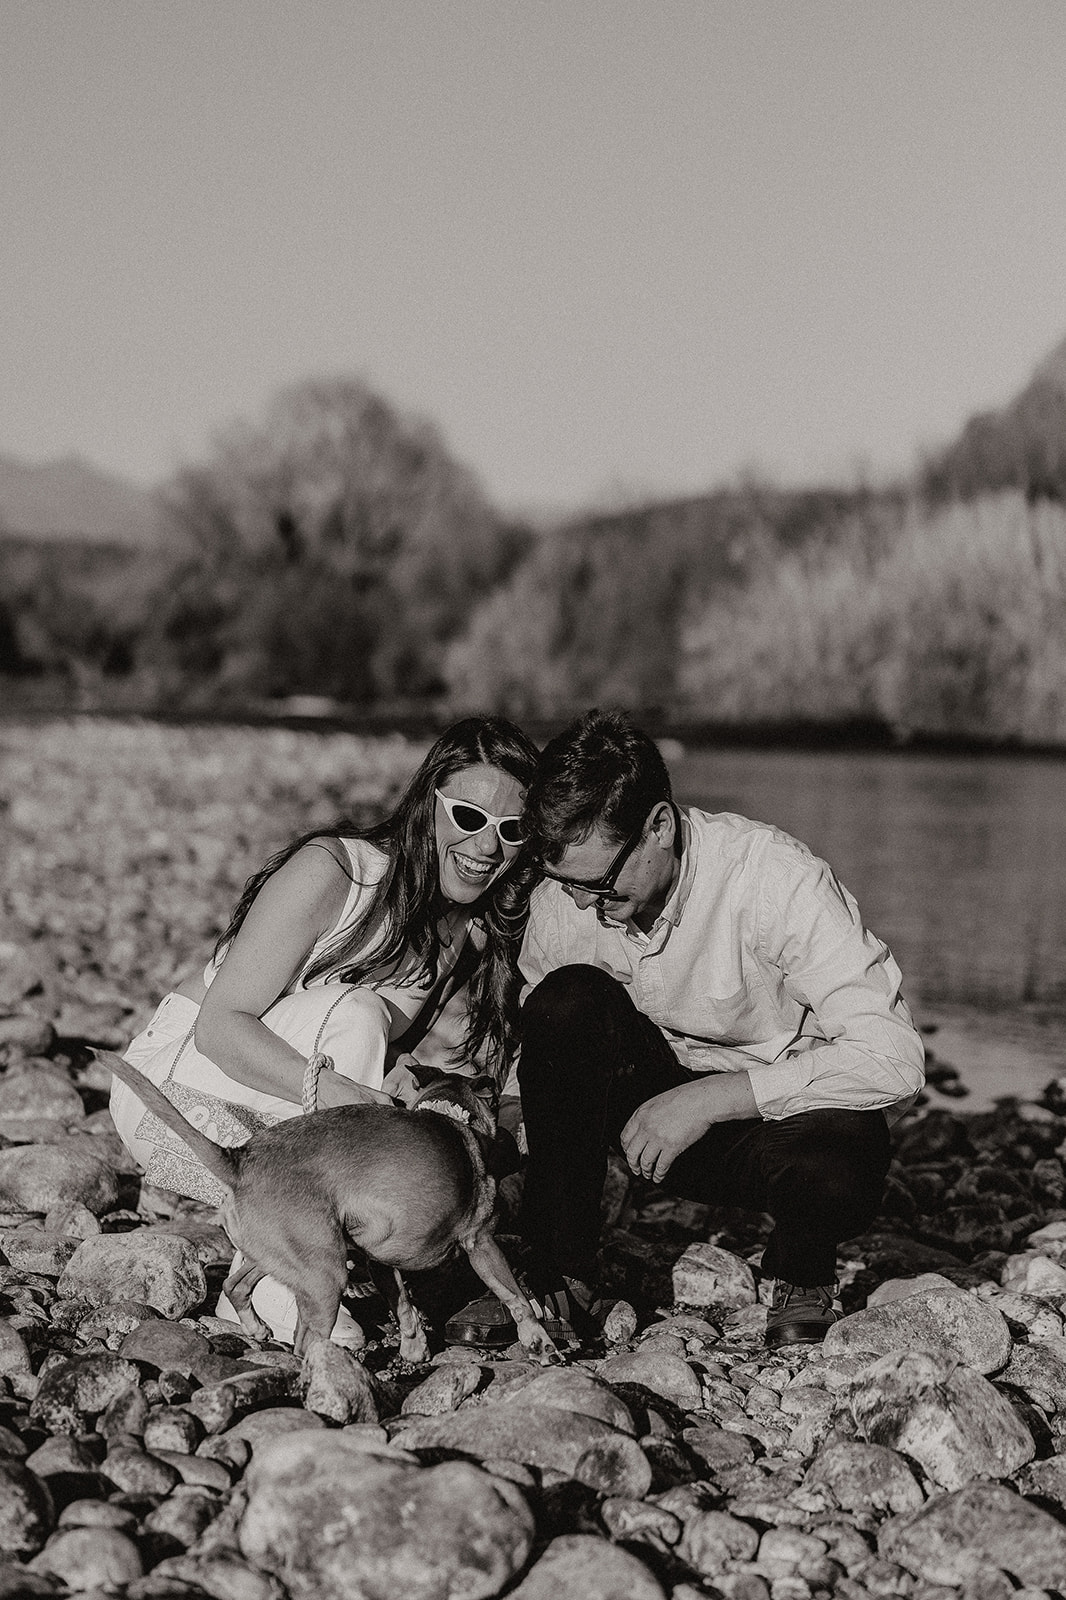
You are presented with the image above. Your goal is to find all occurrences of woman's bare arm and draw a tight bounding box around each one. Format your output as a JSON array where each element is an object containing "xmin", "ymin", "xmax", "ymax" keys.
[{"xmin": 194, "ymin": 843, "xmax": 391, "ymax": 1107}]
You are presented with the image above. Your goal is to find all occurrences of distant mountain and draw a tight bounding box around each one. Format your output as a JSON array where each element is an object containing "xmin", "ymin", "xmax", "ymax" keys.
[
  {"xmin": 0, "ymin": 453, "xmax": 163, "ymax": 545},
  {"xmin": 923, "ymin": 333, "xmax": 1066, "ymax": 503}
]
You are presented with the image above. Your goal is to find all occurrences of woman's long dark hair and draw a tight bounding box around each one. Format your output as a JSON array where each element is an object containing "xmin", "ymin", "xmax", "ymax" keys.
[{"xmin": 214, "ymin": 716, "xmax": 541, "ymax": 1081}]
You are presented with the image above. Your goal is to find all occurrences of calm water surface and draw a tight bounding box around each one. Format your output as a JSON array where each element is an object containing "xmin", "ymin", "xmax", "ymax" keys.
[{"xmin": 673, "ymin": 748, "xmax": 1066, "ymax": 1018}]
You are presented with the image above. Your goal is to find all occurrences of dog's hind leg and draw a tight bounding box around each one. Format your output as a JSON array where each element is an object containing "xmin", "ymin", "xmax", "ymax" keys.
[
  {"xmin": 391, "ymin": 1269, "xmax": 430, "ymax": 1365},
  {"xmin": 363, "ymin": 1258, "xmax": 429, "ymax": 1364},
  {"xmin": 220, "ymin": 1256, "xmax": 270, "ymax": 1341},
  {"xmin": 292, "ymin": 1272, "xmax": 351, "ymax": 1360}
]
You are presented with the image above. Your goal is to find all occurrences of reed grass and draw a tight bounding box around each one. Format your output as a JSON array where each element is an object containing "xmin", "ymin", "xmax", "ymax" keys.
[{"xmin": 679, "ymin": 492, "xmax": 1066, "ymax": 742}]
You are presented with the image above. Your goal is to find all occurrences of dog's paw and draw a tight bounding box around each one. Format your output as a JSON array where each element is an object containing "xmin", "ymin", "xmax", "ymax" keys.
[
  {"xmin": 516, "ymin": 1317, "xmax": 565, "ymax": 1364},
  {"xmin": 398, "ymin": 1328, "xmax": 431, "ymax": 1365}
]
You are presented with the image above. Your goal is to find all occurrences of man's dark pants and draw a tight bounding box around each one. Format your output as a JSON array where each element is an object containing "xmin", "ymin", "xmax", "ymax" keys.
[{"xmin": 518, "ymin": 965, "xmax": 891, "ymax": 1291}]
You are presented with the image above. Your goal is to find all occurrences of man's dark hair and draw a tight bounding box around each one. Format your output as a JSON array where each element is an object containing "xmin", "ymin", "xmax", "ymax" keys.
[{"xmin": 526, "ymin": 708, "xmax": 672, "ymax": 865}]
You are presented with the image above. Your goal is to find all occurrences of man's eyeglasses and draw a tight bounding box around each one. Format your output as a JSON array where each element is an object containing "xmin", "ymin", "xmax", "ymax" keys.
[
  {"xmin": 543, "ymin": 817, "xmax": 648, "ymax": 909},
  {"xmin": 435, "ymin": 790, "xmax": 526, "ymax": 848}
]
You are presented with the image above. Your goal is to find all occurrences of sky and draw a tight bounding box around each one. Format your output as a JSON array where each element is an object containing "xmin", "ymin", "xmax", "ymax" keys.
[{"xmin": 4, "ymin": 0, "xmax": 1066, "ymax": 518}]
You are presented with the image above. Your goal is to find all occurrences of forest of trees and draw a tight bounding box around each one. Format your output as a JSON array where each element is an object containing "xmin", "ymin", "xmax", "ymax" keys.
[{"xmin": 4, "ymin": 352, "xmax": 1066, "ymax": 746}]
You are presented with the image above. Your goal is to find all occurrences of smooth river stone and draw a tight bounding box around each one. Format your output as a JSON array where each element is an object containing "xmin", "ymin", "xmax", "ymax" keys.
[
  {"xmin": 58, "ymin": 1231, "xmax": 206, "ymax": 1319},
  {"xmin": 493, "ymin": 1367, "xmax": 636, "ymax": 1433},
  {"xmin": 804, "ymin": 1440, "xmax": 925, "ymax": 1514},
  {"xmin": 822, "ymin": 1287, "xmax": 1011, "ymax": 1373},
  {"xmin": 0, "ymin": 1228, "xmax": 80, "ymax": 1276},
  {"xmin": 117, "ymin": 1318, "xmax": 214, "ymax": 1376},
  {"xmin": 508, "ymin": 1533, "xmax": 667, "ymax": 1599},
  {"xmin": 0, "ymin": 1017, "xmax": 57, "ymax": 1058},
  {"xmin": 1001, "ymin": 1251, "xmax": 1066, "ymax": 1298},
  {"xmin": 671, "ymin": 1243, "xmax": 757, "ymax": 1309},
  {"xmin": 240, "ymin": 1438, "xmax": 534, "ymax": 1600},
  {"xmin": 394, "ymin": 1403, "xmax": 652, "ymax": 1497},
  {"xmin": 997, "ymin": 1339, "xmax": 1066, "ymax": 1412},
  {"xmin": 865, "ymin": 1271, "xmax": 959, "ymax": 1307},
  {"xmin": 0, "ymin": 1141, "xmax": 119, "ymax": 1216},
  {"xmin": 0, "ymin": 1063, "xmax": 84, "ymax": 1125},
  {"xmin": 29, "ymin": 1353, "xmax": 142, "ymax": 1436},
  {"xmin": 597, "ymin": 1348, "xmax": 704, "ymax": 1411},
  {"xmin": 28, "ymin": 1525, "xmax": 143, "ymax": 1590},
  {"xmin": 879, "ymin": 1481, "xmax": 1066, "ymax": 1588},
  {"xmin": 0, "ymin": 1459, "xmax": 55, "ymax": 1558},
  {"xmin": 678, "ymin": 1510, "xmax": 761, "ymax": 1578},
  {"xmin": 400, "ymin": 1363, "xmax": 484, "ymax": 1416}
]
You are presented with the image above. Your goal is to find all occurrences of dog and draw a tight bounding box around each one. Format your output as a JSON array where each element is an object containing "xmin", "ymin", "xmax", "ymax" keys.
[{"xmin": 100, "ymin": 1051, "xmax": 557, "ymax": 1365}]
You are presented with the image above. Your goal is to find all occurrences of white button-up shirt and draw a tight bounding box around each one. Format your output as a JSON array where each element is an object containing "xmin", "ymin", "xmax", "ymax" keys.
[{"xmin": 516, "ymin": 807, "xmax": 925, "ymax": 1122}]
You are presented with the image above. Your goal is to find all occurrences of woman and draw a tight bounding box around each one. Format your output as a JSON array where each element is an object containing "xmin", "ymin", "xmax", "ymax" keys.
[{"xmin": 110, "ymin": 714, "xmax": 540, "ymax": 1341}]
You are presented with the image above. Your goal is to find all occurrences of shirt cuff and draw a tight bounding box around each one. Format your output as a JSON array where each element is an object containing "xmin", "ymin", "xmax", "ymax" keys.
[{"xmin": 747, "ymin": 1056, "xmax": 814, "ymax": 1120}]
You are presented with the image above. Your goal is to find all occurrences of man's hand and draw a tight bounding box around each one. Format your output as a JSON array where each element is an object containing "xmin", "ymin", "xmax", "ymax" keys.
[{"xmin": 621, "ymin": 1072, "xmax": 758, "ymax": 1183}]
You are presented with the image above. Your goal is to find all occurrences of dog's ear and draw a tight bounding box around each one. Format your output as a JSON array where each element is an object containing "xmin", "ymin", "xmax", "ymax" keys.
[{"xmin": 465, "ymin": 1073, "xmax": 497, "ymax": 1097}]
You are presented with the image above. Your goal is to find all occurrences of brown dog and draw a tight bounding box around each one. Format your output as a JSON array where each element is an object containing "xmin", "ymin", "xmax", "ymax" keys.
[{"xmin": 101, "ymin": 1052, "xmax": 556, "ymax": 1364}]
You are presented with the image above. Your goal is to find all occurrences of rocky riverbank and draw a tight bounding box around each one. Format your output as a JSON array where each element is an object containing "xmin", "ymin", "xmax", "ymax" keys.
[
  {"xmin": 0, "ymin": 1007, "xmax": 1065, "ymax": 1598},
  {"xmin": 3, "ymin": 720, "xmax": 1066, "ymax": 1599}
]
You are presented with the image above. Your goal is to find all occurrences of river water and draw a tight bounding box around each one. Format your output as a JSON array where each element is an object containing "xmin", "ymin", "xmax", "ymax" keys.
[{"xmin": 671, "ymin": 746, "xmax": 1066, "ymax": 1107}]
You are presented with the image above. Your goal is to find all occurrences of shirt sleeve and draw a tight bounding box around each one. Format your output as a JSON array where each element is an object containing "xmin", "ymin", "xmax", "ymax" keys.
[{"xmin": 745, "ymin": 837, "xmax": 926, "ymax": 1120}]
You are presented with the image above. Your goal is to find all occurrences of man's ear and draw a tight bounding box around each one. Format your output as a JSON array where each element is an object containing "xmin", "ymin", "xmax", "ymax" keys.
[{"xmin": 650, "ymin": 800, "xmax": 676, "ymax": 849}]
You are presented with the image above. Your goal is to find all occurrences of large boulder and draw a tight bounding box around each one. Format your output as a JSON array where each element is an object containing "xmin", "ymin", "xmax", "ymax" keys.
[
  {"xmin": 240, "ymin": 1435, "xmax": 534, "ymax": 1600},
  {"xmin": 849, "ymin": 1349, "xmax": 1034, "ymax": 1490},
  {"xmin": 879, "ymin": 1481, "xmax": 1066, "ymax": 1588}
]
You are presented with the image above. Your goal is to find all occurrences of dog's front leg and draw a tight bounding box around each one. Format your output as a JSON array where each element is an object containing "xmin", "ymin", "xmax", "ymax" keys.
[{"xmin": 463, "ymin": 1231, "xmax": 561, "ymax": 1362}]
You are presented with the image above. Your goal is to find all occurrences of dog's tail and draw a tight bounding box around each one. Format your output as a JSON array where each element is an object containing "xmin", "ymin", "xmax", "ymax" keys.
[{"xmin": 100, "ymin": 1049, "xmax": 239, "ymax": 1192}]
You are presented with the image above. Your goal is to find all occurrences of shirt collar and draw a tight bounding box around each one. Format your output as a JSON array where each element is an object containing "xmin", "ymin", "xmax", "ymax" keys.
[{"xmin": 658, "ymin": 806, "xmax": 696, "ymax": 927}]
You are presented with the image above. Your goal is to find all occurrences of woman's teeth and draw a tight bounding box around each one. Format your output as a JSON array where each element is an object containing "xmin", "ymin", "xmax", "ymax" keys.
[{"xmin": 453, "ymin": 852, "xmax": 495, "ymax": 883}]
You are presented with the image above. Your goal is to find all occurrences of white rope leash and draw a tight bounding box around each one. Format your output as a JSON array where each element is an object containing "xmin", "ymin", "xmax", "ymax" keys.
[{"xmin": 301, "ymin": 1052, "xmax": 335, "ymax": 1115}]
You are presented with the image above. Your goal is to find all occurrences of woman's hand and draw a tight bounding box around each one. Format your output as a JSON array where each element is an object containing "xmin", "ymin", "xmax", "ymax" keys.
[
  {"xmin": 382, "ymin": 1053, "xmax": 424, "ymax": 1105},
  {"xmin": 316, "ymin": 1071, "xmax": 393, "ymax": 1109}
]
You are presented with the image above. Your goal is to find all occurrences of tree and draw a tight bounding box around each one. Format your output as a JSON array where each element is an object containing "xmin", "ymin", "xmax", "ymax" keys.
[{"xmin": 146, "ymin": 377, "xmax": 526, "ymax": 704}]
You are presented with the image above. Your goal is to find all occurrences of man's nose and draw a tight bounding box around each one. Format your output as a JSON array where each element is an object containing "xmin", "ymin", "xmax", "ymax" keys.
[{"xmin": 570, "ymin": 887, "xmax": 598, "ymax": 911}]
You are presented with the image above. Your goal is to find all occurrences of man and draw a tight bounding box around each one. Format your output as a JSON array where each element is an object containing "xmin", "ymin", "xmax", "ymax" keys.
[{"xmin": 448, "ymin": 709, "xmax": 925, "ymax": 1351}]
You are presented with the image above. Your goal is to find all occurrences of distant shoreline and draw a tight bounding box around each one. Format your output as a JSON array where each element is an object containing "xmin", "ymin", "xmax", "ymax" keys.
[{"xmin": 4, "ymin": 701, "xmax": 1066, "ymax": 761}]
